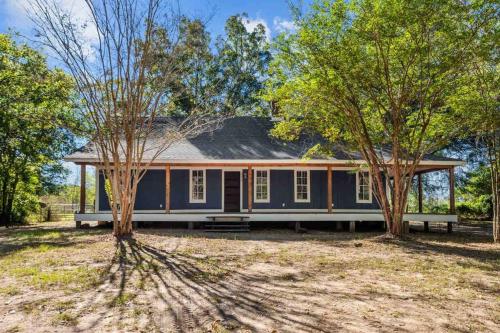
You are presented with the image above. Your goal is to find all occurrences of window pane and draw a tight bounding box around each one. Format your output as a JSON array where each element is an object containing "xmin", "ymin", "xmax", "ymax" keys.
[
  {"xmin": 255, "ymin": 170, "xmax": 268, "ymax": 200},
  {"xmin": 361, "ymin": 172, "xmax": 369, "ymax": 186},
  {"xmin": 296, "ymin": 171, "xmax": 308, "ymax": 200},
  {"xmin": 358, "ymin": 171, "xmax": 370, "ymax": 201},
  {"xmin": 191, "ymin": 170, "xmax": 204, "ymax": 200}
]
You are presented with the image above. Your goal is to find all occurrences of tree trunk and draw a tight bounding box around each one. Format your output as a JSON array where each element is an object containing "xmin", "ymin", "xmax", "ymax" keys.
[
  {"xmin": 0, "ymin": 212, "xmax": 8, "ymax": 227},
  {"xmin": 108, "ymin": 167, "xmax": 135, "ymax": 238},
  {"xmin": 0, "ymin": 170, "xmax": 9, "ymax": 226},
  {"xmin": 488, "ymin": 131, "xmax": 499, "ymax": 243},
  {"xmin": 371, "ymin": 164, "xmax": 410, "ymax": 238},
  {"xmin": 0, "ymin": 168, "xmax": 20, "ymax": 227}
]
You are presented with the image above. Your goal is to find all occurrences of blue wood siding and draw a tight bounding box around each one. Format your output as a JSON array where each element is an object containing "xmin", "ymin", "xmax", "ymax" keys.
[
  {"xmin": 98, "ymin": 169, "xmax": 166, "ymax": 211},
  {"xmin": 98, "ymin": 168, "xmax": 381, "ymax": 212},
  {"xmin": 242, "ymin": 170, "xmax": 327, "ymax": 209},
  {"xmin": 241, "ymin": 169, "xmax": 381, "ymax": 210},
  {"xmin": 332, "ymin": 171, "xmax": 380, "ymax": 209},
  {"xmin": 170, "ymin": 169, "xmax": 222, "ymax": 210}
]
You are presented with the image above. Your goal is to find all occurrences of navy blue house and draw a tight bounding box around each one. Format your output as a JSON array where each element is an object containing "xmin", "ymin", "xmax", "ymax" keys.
[{"xmin": 67, "ymin": 117, "xmax": 462, "ymax": 230}]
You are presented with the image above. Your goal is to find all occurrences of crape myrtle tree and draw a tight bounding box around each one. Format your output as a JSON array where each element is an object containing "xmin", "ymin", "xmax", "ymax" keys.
[
  {"xmin": 0, "ymin": 34, "xmax": 79, "ymax": 226},
  {"xmin": 266, "ymin": 0, "xmax": 498, "ymax": 237},
  {"xmin": 30, "ymin": 0, "xmax": 228, "ymax": 237}
]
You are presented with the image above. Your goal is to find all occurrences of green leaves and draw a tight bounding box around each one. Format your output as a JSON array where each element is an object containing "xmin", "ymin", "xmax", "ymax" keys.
[
  {"xmin": 0, "ymin": 34, "xmax": 80, "ymax": 224},
  {"xmin": 266, "ymin": 0, "xmax": 497, "ymax": 236},
  {"xmin": 214, "ymin": 14, "xmax": 272, "ymax": 115},
  {"xmin": 158, "ymin": 14, "xmax": 272, "ymax": 116},
  {"xmin": 267, "ymin": 0, "xmax": 498, "ymax": 158}
]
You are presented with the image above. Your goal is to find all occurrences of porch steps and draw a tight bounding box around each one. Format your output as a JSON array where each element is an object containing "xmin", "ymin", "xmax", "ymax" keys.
[{"xmin": 204, "ymin": 216, "xmax": 250, "ymax": 232}]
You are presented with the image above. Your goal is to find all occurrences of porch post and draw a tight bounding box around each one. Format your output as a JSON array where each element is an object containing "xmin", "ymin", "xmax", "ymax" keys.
[
  {"xmin": 327, "ymin": 166, "xmax": 332, "ymax": 213},
  {"xmin": 247, "ymin": 165, "xmax": 253, "ymax": 213},
  {"xmin": 77, "ymin": 163, "xmax": 86, "ymax": 228},
  {"xmin": 418, "ymin": 173, "xmax": 428, "ymax": 232},
  {"xmin": 449, "ymin": 167, "xmax": 455, "ymax": 214},
  {"xmin": 448, "ymin": 167, "xmax": 455, "ymax": 233},
  {"xmin": 418, "ymin": 174, "xmax": 423, "ymax": 213},
  {"xmin": 165, "ymin": 164, "xmax": 170, "ymax": 213}
]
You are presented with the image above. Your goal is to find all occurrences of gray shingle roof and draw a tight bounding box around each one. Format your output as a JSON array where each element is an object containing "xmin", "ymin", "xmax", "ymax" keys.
[{"xmin": 64, "ymin": 117, "xmax": 462, "ymax": 164}]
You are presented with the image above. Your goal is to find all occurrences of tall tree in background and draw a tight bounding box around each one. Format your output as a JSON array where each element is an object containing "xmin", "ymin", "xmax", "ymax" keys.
[
  {"xmin": 215, "ymin": 14, "xmax": 272, "ymax": 115},
  {"xmin": 166, "ymin": 18, "xmax": 218, "ymax": 115},
  {"xmin": 429, "ymin": 138, "xmax": 493, "ymax": 218},
  {"xmin": 31, "ymin": 0, "xmax": 225, "ymax": 237},
  {"xmin": 166, "ymin": 14, "xmax": 272, "ymax": 116},
  {"xmin": 0, "ymin": 34, "xmax": 78, "ymax": 225},
  {"xmin": 448, "ymin": 15, "xmax": 499, "ymax": 241},
  {"xmin": 266, "ymin": 0, "xmax": 497, "ymax": 237}
]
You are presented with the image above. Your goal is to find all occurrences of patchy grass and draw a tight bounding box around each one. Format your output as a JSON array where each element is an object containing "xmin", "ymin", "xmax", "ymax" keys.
[
  {"xmin": 53, "ymin": 299, "xmax": 75, "ymax": 312},
  {"xmin": 0, "ymin": 285, "xmax": 21, "ymax": 296},
  {"xmin": 0, "ymin": 221, "xmax": 498, "ymax": 332},
  {"xmin": 31, "ymin": 265, "xmax": 103, "ymax": 290},
  {"xmin": 9, "ymin": 229, "xmax": 64, "ymax": 241},
  {"xmin": 51, "ymin": 311, "xmax": 78, "ymax": 326},
  {"xmin": 109, "ymin": 292, "xmax": 135, "ymax": 308}
]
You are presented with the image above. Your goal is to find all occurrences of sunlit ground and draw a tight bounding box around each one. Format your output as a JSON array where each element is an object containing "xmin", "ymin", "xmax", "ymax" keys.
[{"xmin": 0, "ymin": 221, "xmax": 498, "ymax": 332}]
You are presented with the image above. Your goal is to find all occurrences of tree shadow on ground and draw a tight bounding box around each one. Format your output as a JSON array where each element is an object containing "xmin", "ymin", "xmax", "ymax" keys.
[
  {"xmin": 74, "ymin": 235, "xmax": 490, "ymax": 332},
  {"xmin": 0, "ymin": 226, "xmax": 108, "ymax": 259},
  {"xmin": 86, "ymin": 237, "xmax": 343, "ymax": 332},
  {"xmin": 6, "ymin": 224, "xmax": 497, "ymax": 332},
  {"xmin": 137, "ymin": 227, "xmax": 382, "ymax": 244},
  {"xmin": 376, "ymin": 235, "xmax": 500, "ymax": 270}
]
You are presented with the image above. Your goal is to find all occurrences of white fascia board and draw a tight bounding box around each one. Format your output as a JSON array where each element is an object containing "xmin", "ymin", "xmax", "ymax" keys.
[{"xmin": 65, "ymin": 158, "xmax": 465, "ymax": 166}]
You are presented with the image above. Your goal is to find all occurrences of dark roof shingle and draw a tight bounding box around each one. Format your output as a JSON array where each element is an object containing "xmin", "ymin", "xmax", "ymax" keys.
[{"xmin": 65, "ymin": 117, "xmax": 462, "ymax": 164}]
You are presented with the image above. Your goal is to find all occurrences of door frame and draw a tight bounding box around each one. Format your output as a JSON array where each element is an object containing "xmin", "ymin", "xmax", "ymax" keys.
[{"xmin": 222, "ymin": 169, "xmax": 243, "ymax": 212}]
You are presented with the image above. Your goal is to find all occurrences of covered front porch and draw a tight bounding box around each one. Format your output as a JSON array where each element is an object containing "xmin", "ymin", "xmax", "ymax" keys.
[{"xmin": 74, "ymin": 161, "xmax": 460, "ymax": 233}]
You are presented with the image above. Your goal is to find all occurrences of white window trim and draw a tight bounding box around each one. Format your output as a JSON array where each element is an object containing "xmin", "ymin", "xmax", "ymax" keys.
[
  {"xmin": 189, "ymin": 169, "xmax": 206, "ymax": 203},
  {"xmin": 356, "ymin": 170, "xmax": 372, "ymax": 203},
  {"xmin": 254, "ymin": 168, "xmax": 270, "ymax": 203},
  {"xmin": 294, "ymin": 169, "xmax": 311, "ymax": 203}
]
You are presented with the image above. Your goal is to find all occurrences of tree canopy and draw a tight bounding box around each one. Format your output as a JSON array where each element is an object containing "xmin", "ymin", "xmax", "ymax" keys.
[
  {"xmin": 0, "ymin": 34, "xmax": 80, "ymax": 224},
  {"xmin": 214, "ymin": 14, "xmax": 272, "ymax": 115},
  {"xmin": 164, "ymin": 14, "xmax": 272, "ymax": 116},
  {"xmin": 266, "ymin": 0, "xmax": 498, "ymax": 236}
]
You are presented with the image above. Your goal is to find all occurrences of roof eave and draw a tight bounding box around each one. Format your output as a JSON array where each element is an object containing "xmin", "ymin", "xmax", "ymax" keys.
[{"xmin": 63, "ymin": 157, "xmax": 465, "ymax": 166}]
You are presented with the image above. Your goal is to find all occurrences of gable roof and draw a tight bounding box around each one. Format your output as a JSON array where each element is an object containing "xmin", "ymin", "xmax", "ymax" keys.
[{"xmin": 64, "ymin": 116, "xmax": 463, "ymax": 165}]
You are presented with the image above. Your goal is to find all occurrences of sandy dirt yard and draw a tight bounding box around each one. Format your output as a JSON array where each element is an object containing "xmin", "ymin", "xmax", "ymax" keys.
[{"xmin": 0, "ymin": 221, "xmax": 498, "ymax": 333}]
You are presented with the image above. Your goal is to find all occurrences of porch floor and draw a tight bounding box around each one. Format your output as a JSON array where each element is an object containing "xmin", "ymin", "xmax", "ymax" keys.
[{"xmin": 75, "ymin": 212, "xmax": 458, "ymax": 223}]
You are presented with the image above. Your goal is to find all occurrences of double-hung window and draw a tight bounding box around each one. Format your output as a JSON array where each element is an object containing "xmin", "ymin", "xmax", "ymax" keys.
[
  {"xmin": 294, "ymin": 170, "xmax": 310, "ymax": 202},
  {"xmin": 190, "ymin": 169, "xmax": 206, "ymax": 203},
  {"xmin": 254, "ymin": 169, "xmax": 270, "ymax": 203},
  {"xmin": 356, "ymin": 170, "xmax": 372, "ymax": 203}
]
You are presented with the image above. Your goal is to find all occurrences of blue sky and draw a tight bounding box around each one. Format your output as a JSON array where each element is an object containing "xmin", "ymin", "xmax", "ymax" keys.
[
  {"xmin": 0, "ymin": 0, "xmax": 310, "ymax": 185},
  {"xmin": 0, "ymin": 0, "xmax": 309, "ymax": 43}
]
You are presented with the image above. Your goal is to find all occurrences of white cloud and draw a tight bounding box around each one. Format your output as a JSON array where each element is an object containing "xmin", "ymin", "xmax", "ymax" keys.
[
  {"xmin": 241, "ymin": 17, "xmax": 271, "ymax": 42},
  {"xmin": 273, "ymin": 17, "xmax": 297, "ymax": 34},
  {"xmin": 4, "ymin": 0, "xmax": 98, "ymax": 39},
  {"xmin": 3, "ymin": 0, "xmax": 98, "ymax": 60}
]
